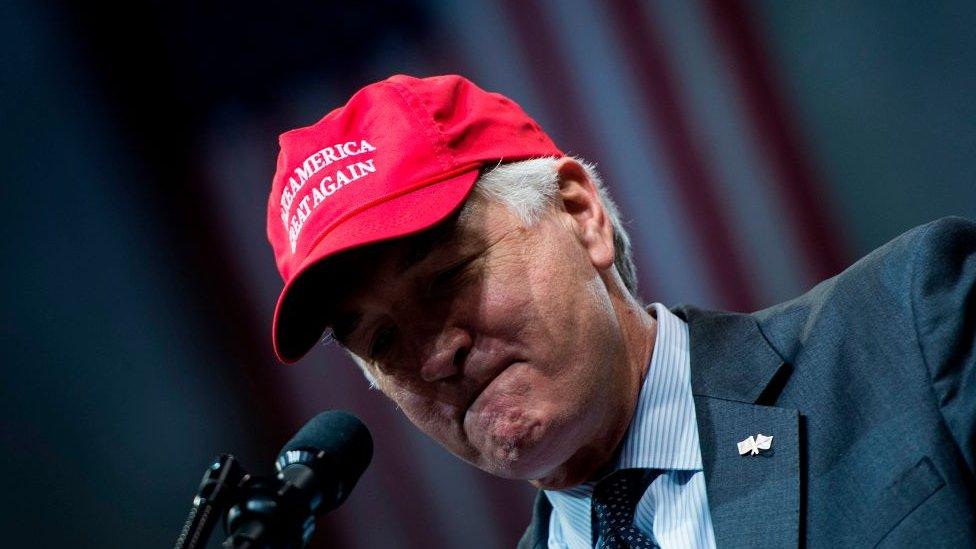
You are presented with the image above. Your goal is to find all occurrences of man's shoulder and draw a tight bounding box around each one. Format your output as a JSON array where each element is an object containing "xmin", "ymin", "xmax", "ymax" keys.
[
  {"xmin": 852, "ymin": 215, "xmax": 976, "ymax": 291},
  {"xmin": 751, "ymin": 216, "xmax": 976, "ymax": 361},
  {"xmin": 909, "ymin": 215, "xmax": 976, "ymax": 249},
  {"xmin": 766, "ymin": 216, "xmax": 975, "ymax": 308},
  {"xmin": 776, "ymin": 215, "xmax": 973, "ymax": 297}
]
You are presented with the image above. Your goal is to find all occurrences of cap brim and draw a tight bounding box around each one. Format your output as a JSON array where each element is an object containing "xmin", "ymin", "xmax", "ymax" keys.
[{"xmin": 272, "ymin": 168, "xmax": 480, "ymax": 364}]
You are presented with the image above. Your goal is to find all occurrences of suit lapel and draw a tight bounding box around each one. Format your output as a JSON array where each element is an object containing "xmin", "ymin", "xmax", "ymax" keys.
[
  {"xmin": 517, "ymin": 491, "xmax": 551, "ymax": 549},
  {"xmin": 673, "ymin": 305, "xmax": 801, "ymax": 548},
  {"xmin": 694, "ymin": 396, "xmax": 800, "ymax": 547}
]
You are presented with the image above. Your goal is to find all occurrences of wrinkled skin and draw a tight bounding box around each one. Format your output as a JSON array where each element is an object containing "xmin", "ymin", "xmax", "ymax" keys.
[{"xmin": 326, "ymin": 158, "xmax": 656, "ymax": 489}]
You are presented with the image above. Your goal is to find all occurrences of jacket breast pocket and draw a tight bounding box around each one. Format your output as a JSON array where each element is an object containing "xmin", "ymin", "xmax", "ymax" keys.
[{"xmin": 868, "ymin": 456, "xmax": 946, "ymax": 547}]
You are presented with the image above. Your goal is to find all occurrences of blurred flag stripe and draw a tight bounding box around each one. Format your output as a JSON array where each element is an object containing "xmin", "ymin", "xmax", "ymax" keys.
[
  {"xmin": 639, "ymin": 0, "xmax": 811, "ymax": 305},
  {"xmin": 604, "ymin": 0, "xmax": 760, "ymax": 311},
  {"xmin": 534, "ymin": 0, "xmax": 723, "ymax": 307},
  {"xmin": 702, "ymin": 0, "xmax": 850, "ymax": 283},
  {"xmin": 496, "ymin": 0, "xmax": 685, "ymax": 304}
]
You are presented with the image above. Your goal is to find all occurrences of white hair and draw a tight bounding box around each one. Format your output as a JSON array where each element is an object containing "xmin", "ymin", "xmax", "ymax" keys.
[
  {"xmin": 340, "ymin": 157, "xmax": 639, "ymax": 387},
  {"xmin": 473, "ymin": 157, "xmax": 639, "ymax": 297}
]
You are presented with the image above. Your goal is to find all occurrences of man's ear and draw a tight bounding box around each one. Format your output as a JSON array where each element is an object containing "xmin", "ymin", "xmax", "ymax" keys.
[{"xmin": 555, "ymin": 157, "xmax": 615, "ymax": 270}]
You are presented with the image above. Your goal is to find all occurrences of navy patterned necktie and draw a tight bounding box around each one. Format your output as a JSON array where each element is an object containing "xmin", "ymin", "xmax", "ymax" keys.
[{"xmin": 591, "ymin": 468, "xmax": 662, "ymax": 548}]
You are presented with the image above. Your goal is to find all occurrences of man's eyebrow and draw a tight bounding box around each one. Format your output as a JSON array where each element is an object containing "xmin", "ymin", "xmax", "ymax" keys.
[{"xmin": 396, "ymin": 222, "xmax": 460, "ymax": 272}]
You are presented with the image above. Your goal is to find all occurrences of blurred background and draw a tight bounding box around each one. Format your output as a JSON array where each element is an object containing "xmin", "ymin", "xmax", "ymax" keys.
[{"xmin": 3, "ymin": 0, "xmax": 975, "ymax": 547}]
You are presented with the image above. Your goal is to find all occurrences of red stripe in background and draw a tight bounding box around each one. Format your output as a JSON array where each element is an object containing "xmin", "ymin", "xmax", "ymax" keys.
[
  {"xmin": 497, "ymin": 0, "xmax": 663, "ymax": 303},
  {"xmin": 497, "ymin": 0, "xmax": 608, "ymax": 156},
  {"xmin": 702, "ymin": 0, "xmax": 851, "ymax": 284},
  {"xmin": 605, "ymin": 0, "xmax": 760, "ymax": 312}
]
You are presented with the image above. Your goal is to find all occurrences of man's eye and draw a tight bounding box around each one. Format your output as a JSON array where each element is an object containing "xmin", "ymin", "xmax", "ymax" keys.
[{"xmin": 369, "ymin": 324, "xmax": 396, "ymax": 360}]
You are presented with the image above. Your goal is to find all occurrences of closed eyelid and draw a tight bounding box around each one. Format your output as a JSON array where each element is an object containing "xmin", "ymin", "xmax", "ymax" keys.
[
  {"xmin": 436, "ymin": 257, "xmax": 476, "ymax": 281},
  {"xmin": 334, "ymin": 321, "xmax": 389, "ymax": 365},
  {"xmin": 331, "ymin": 312, "xmax": 363, "ymax": 347},
  {"xmin": 426, "ymin": 255, "xmax": 481, "ymax": 294},
  {"xmin": 367, "ymin": 322, "xmax": 398, "ymax": 359}
]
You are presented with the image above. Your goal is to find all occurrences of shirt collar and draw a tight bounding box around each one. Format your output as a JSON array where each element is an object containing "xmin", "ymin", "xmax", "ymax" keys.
[{"xmin": 614, "ymin": 302, "xmax": 702, "ymax": 471}]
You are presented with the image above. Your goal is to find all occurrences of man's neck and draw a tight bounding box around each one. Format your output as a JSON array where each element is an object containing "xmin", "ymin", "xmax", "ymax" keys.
[
  {"xmin": 621, "ymin": 297, "xmax": 658, "ymax": 383},
  {"xmin": 530, "ymin": 295, "xmax": 658, "ymax": 489}
]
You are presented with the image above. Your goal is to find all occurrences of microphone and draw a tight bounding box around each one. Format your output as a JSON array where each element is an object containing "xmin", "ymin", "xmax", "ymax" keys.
[
  {"xmin": 221, "ymin": 411, "xmax": 373, "ymax": 548},
  {"xmin": 276, "ymin": 410, "xmax": 374, "ymax": 513}
]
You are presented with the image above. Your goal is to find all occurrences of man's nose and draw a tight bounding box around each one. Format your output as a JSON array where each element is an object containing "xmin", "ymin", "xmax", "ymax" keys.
[{"xmin": 419, "ymin": 327, "xmax": 472, "ymax": 382}]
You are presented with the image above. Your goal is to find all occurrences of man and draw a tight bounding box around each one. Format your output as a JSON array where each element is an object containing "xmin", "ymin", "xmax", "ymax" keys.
[{"xmin": 266, "ymin": 74, "xmax": 975, "ymax": 547}]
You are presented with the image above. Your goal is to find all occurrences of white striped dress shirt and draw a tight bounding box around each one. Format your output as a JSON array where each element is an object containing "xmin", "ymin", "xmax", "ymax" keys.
[{"xmin": 544, "ymin": 303, "xmax": 717, "ymax": 548}]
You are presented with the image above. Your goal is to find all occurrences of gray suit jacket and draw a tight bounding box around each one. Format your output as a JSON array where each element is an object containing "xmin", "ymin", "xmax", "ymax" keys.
[{"xmin": 518, "ymin": 217, "xmax": 976, "ymax": 548}]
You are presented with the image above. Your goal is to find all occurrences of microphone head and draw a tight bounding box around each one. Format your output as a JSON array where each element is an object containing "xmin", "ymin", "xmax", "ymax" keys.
[
  {"xmin": 282, "ymin": 410, "xmax": 373, "ymax": 458},
  {"xmin": 277, "ymin": 410, "xmax": 373, "ymax": 510}
]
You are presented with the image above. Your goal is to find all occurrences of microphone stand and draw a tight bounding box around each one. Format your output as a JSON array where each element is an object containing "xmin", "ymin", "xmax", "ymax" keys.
[
  {"xmin": 174, "ymin": 454, "xmax": 246, "ymax": 549},
  {"xmin": 174, "ymin": 453, "xmax": 325, "ymax": 549}
]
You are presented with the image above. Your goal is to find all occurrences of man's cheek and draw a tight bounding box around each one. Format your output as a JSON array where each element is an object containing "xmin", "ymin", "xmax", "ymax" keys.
[
  {"xmin": 392, "ymin": 389, "xmax": 479, "ymax": 459},
  {"xmin": 480, "ymin": 283, "xmax": 534, "ymax": 332},
  {"xmin": 391, "ymin": 386, "xmax": 453, "ymax": 430}
]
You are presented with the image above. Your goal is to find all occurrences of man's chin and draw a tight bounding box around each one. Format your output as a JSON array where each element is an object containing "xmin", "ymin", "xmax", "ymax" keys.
[
  {"xmin": 466, "ymin": 416, "xmax": 618, "ymax": 489},
  {"xmin": 471, "ymin": 426, "xmax": 575, "ymax": 481},
  {"xmin": 480, "ymin": 452, "xmax": 579, "ymax": 489},
  {"xmin": 464, "ymin": 412, "xmax": 551, "ymax": 477},
  {"xmin": 477, "ymin": 450, "xmax": 554, "ymax": 480},
  {"xmin": 472, "ymin": 440, "xmax": 545, "ymax": 479},
  {"xmin": 462, "ymin": 394, "xmax": 584, "ymax": 480}
]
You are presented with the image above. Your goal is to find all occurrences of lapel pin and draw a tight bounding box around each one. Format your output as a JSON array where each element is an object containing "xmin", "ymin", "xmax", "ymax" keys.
[{"xmin": 737, "ymin": 433, "xmax": 773, "ymax": 456}]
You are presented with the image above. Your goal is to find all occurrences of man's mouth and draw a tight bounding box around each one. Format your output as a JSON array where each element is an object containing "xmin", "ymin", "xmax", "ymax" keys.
[
  {"xmin": 453, "ymin": 360, "xmax": 511, "ymax": 450},
  {"xmin": 463, "ymin": 360, "xmax": 516, "ymax": 420},
  {"xmin": 462, "ymin": 361, "xmax": 542, "ymax": 451}
]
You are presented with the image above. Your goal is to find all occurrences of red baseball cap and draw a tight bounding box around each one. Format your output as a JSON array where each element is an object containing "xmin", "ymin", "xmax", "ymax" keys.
[{"xmin": 267, "ymin": 74, "xmax": 563, "ymax": 363}]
